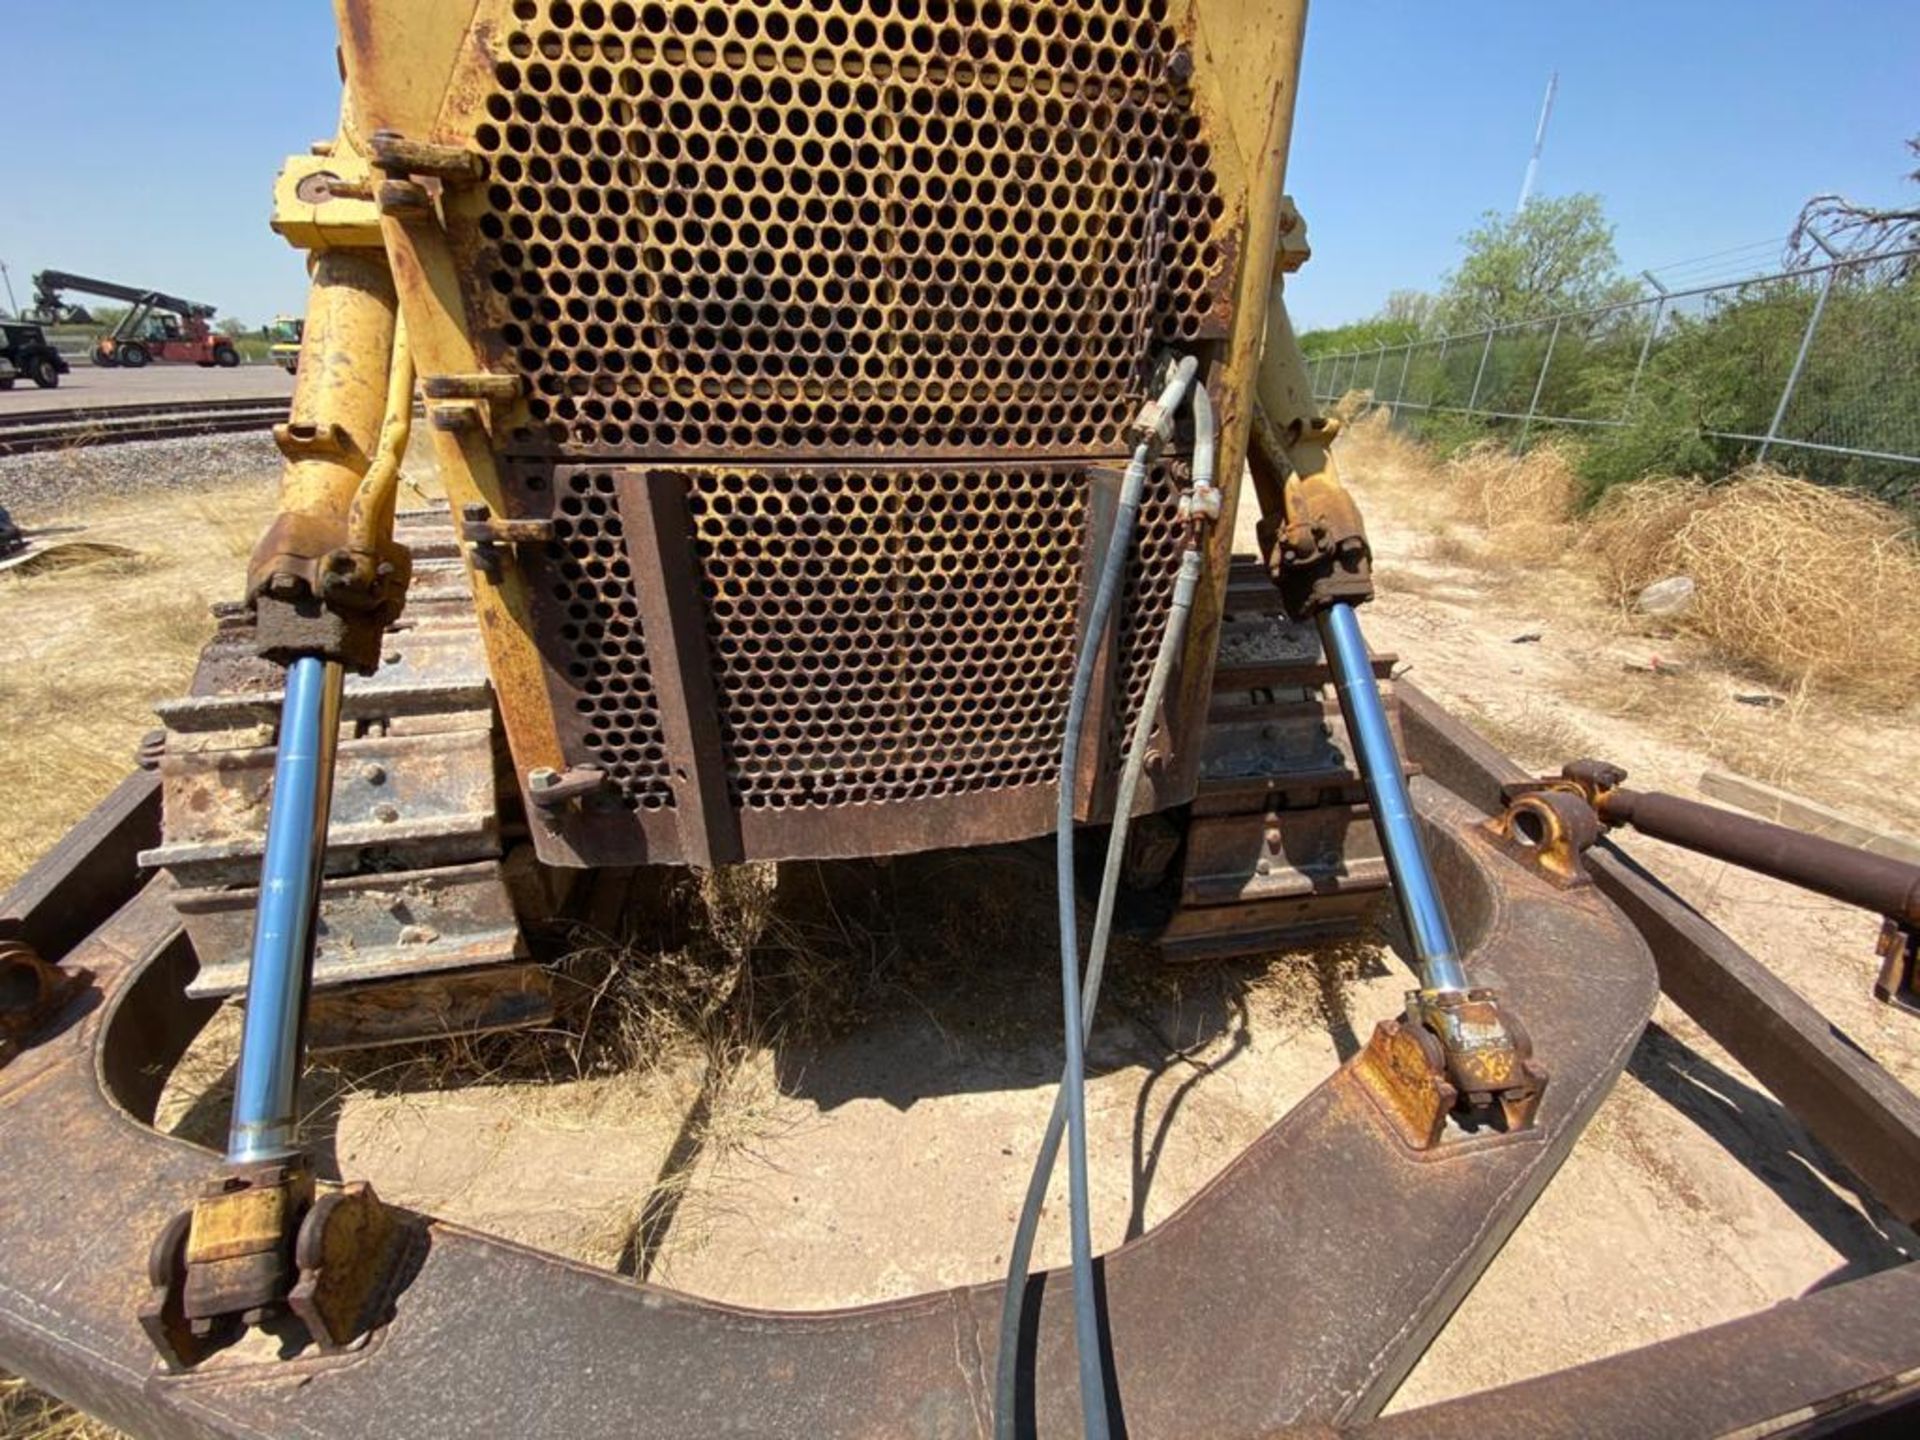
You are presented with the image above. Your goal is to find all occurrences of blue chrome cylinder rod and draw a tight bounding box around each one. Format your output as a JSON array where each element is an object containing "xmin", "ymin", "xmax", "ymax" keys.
[
  {"xmin": 226, "ymin": 654, "xmax": 345, "ymax": 1165},
  {"xmin": 1317, "ymin": 601, "xmax": 1469, "ymax": 995}
]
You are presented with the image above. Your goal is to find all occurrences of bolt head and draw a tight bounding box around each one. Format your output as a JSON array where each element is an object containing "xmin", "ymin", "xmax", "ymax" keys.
[
  {"xmin": 527, "ymin": 766, "xmax": 561, "ymax": 792},
  {"xmin": 371, "ymin": 803, "xmax": 400, "ymax": 824},
  {"xmin": 361, "ymin": 762, "xmax": 386, "ymax": 785}
]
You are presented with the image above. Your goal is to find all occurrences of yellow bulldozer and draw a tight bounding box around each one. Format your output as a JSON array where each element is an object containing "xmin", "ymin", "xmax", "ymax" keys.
[
  {"xmin": 1, "ymin": 4, "xmax": 1916, "ymax": 1437},
  {"xmin": 264, "ymin": 313, "xmax": 305, "ymax": 373}
]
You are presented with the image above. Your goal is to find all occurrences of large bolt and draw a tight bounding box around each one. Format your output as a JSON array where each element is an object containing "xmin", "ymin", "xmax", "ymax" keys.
[{"xmin": 527, "ymin": 766, "xmax": 561, "ymax": 793}]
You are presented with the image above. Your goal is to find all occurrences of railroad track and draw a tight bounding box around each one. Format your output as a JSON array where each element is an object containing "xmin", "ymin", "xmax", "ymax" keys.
[{"xmin": 0, "ymin": 397, "xmax": 288, "ymax": 457}]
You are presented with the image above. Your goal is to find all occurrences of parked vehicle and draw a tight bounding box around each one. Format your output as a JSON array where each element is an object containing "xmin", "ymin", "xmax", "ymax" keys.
[
  {"xmin": 29, "ymin": 271, "xmax": 240, "ymax": 368},
  {"xmin": 0, "ymin": 319, "xmax": 69, "ymax": 390},
  {"xmin": 264, "ymin": 314, "xmax": 303, "ymax": 373}
]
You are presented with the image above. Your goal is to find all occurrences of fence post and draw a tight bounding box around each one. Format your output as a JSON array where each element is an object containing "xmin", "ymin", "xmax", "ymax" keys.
[
  {"xmin": 1392, "ymin": 343, "xmax": 1413, "ymax": 416},
  {"xmin": 1370, "ymin": 342, "xmax": 1388, "ymax": 397},
  {"xmin": 1467, "ymin": 326, "xmax": 1496, "ymax": 414},
  {"xmin": 1515, "ymin": 317, "xmax": 1562, "ymax": 452},
  {"xmin": 1760, "ymin": 232, "xmax": 1842, "ymax": 461},
  {"xmin": 1625, "ymin": 271, "xmax": 1668, "ymax": 413}
]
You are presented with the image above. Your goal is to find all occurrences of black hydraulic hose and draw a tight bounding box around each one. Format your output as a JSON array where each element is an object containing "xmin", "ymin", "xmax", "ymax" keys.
[{"xmin": 998, "ymin": 359, "xmax": 1204, "ymax": 1438}]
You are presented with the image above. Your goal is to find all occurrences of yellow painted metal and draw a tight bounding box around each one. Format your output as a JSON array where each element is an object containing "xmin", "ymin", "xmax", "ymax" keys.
[
  {"xmin": 184, "ymin": 1168, "xmax": 313, "ymax": 1267},
  {"xmin": 346, "ymin": 316, "xmax": 415, "ymax": 561},
  {"xmin": 377, "ymin": 210, "xmax": 566, "ymax": 773},
  {"xmin": 1170, "ymin": 0, "xmax": 1313, "ymax": 779},
  {"xmin": 247, "ymin": 248, "xmax": 399, "ymax": 601}
]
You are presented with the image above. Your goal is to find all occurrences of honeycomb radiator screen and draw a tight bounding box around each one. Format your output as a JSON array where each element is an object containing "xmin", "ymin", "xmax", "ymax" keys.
[
  {"xmin": 438, "ymin": 0, "xmax": 1239, "ymax": 854},
  {"xmin": 474, "ymin": 0, "xmax": 1226, "ymax": 460}
]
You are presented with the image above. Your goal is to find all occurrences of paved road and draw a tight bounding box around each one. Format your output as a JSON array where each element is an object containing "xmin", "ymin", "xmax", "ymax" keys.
[{"xmin": 0, "ymin": 363, "xmax": 295, "ymax": 416}]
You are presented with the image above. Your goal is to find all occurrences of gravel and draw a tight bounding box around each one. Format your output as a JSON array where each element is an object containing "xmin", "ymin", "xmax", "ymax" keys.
[{"xmin": 0, "ymin": 432, "xmax": 283, "ymax": 521}]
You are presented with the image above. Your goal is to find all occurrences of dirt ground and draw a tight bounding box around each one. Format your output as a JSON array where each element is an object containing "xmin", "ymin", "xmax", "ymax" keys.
[{"xmin": 5, "ymin": 424, "xmax": 1918, "ymax": 1431}]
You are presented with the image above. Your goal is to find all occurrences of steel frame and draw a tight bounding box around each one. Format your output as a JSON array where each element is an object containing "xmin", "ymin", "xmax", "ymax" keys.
[{"xmin": 0, "ymin": 689, "xmax": 1915, "ymax": 1437}]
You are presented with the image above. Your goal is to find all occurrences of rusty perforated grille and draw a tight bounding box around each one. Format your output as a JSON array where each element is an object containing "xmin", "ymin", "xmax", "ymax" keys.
[
  {"xmin": 473, "ymin": 0, "xmax": 1226, "ymax": 459},
  {"xmin": 685, "ymin": 465, "xmax": 1089, "ymax": 807},
  {"xmin": 551, "ymin": 470, "xmax": 675, "ymax": 809}
]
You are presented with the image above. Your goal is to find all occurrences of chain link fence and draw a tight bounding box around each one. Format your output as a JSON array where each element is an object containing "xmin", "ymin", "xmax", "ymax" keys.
[{"xmin": 1306, "ymin": 247, "xmax": 1920, "ymax": 502}]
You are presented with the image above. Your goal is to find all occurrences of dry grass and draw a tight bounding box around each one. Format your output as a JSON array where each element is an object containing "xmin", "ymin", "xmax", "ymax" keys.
[
  {"xmin": 167, "ymin": 858, "xmax": 916, "ymax": 1168},
  {"xmin": 1588, "ymin": 468, "xmax": 1920, "ymax": 706},
  {"xmin": 0, "ymin": 1377, "xmax": 117, "ymax": 1440},
  {"xmin": 1336, "ymin": 408, "xmax": 1580, "ymax": 569},
  {"xmin": 1442, "ymin": 441, "xmax": 1580, "ymax": 564},
  {"xmin": 1336, "ymin": 402, "xmax": 1920, "ymax": 708},
  {"xmin": 1459, "ymin": 698, "xmax": 1600, "ymax": 772},
  {"xmin": 0, "ymin": 474, "xmax": 275, "ymax": 1439},
  {"xmin": 0, "ymin": 478, "xmax": 276, "ymax": 889}
]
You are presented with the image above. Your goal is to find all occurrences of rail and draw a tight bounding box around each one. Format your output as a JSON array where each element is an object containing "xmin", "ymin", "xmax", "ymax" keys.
[{"xmin": 0, "ymin": 398, "xmax": 289, "ymax": 457}]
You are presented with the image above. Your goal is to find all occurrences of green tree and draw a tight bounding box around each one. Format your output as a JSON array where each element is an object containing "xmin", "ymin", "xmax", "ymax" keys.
[
  {"xmin": 216, "ymin": 316, "xmax": 247, "ymax": 337},
  {"xmin": 1296, "ymin": 291, "xmax": 1441, "ymax": 357},
  {"xmin": 1439, "ymin": 194, "xmax": 1638, "ymax": 328}
]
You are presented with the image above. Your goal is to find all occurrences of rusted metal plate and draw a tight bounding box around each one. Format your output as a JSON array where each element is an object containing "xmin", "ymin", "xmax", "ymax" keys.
[
  {"xmin": 1163, "ymin": 562, "xmax": 1404, "ymax": 959},
  {"xmin": 452, "ymin": 4, "xmax": 1234, "ymax": 465},
  {"xmin": 513, "ymin": 459, "xmax": 1208, "ymax": 868},
  {"xmin": 1160, "ymin": 888, "xmax": 1385, "ymax": 961},
  {"xmin": 144, "ymin": 725, "xmax": 498, "ymax": 887},
  {"xmin": 1592, "ymin": 845, "xmax": 1920, "ymax": 1226},
  {"xmin": 0, "ymin": 775, "xmax": 1662, "ymax": 1440},
  {"xmin": 178, "ymin": 861, "xmax": 522, "ymax": 998},
  {"xmin": 1325, "ymin": 1259, "xmax": 1920, "ymax": 1440},
  {"xmin": 1181, "ymin": 804, "xmax": 1388, "ymax": 906},
  {"xmin": 0, "ymin": 769, "xmax": 157, "ymax": 963},
  {"xmin": 613, "ymin": 471, "xmax": 743, "ymax": 867},
  {"xmin": 305, "ymin": 962, "xmax": 553, "ymax": 1053},
  {"xmin": 159, "ymin": 611, "xmax": 488, "ymax": 730}
]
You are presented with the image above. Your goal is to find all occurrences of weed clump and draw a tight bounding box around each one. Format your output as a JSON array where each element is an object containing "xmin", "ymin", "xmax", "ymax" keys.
[{"xmin": 1591, "ymin": 469, "xmax": 1920, "ymax": 704}]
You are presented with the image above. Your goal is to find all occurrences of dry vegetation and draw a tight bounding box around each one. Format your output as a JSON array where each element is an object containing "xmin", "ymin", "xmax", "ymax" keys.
[
  {"xmin": 1588, "ymin": 472, "xmax": 1920, "ymax": 706},
  {"xmin": 0, "ymin": 1378, "xmax": 116, "ymax": 1440},
  {"xmin": 1336, "ymin": 401, "xmax": 1920, "ymax": 709},
  {"xmin": 0, "ymin": 478, "xmax": 277, "ymax": 890}
]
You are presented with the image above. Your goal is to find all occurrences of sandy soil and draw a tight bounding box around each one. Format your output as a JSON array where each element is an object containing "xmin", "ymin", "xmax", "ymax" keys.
[{"xmin": 9, "ymin": 424, "xmax": 1919, "ymax": 1428}]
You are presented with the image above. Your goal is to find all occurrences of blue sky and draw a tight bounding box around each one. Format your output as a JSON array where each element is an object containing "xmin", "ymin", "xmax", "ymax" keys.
[
  {"xmin": 1, "ymin": 3, "xmax": 1914, "ymax": 332},
  {"xmin": 1288, "ymin": 1, "xmax": 1920, "ymax": 329}
]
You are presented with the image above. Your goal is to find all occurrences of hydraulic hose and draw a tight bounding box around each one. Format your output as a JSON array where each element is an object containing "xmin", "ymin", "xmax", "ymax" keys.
[
  {"xmin": 999, "ymin": 359, "xmax": 1204, "ymax": 1439},
  {"xmin": 345, "ymin": 314, "xmax": 414, "ymax": 560}
]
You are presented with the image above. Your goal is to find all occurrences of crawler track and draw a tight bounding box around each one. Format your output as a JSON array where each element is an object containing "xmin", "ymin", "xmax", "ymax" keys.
[{"xmin": 0, "ymin": 397, "xmax": 286, "ymax": 457}]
